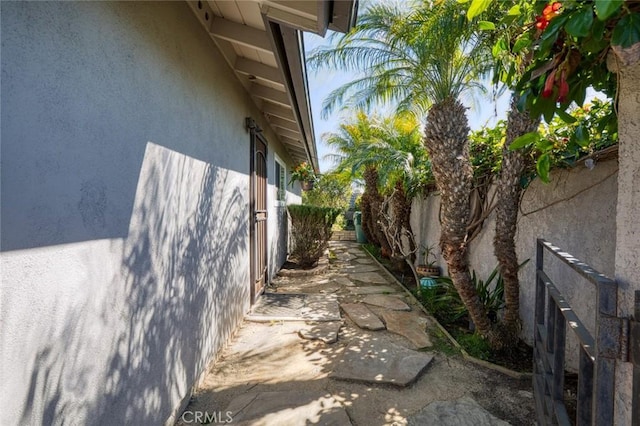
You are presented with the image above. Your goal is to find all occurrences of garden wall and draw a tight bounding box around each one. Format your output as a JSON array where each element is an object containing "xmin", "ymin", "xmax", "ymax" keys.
[{"xmin": 411, "ymin": 158, "xmax": 618, "ymax": 369}]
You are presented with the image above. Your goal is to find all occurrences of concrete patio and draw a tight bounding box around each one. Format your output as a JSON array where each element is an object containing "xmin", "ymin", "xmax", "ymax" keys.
[{"xmin": 176, "ymin": 241, "xmax": 536, "ymax": 425}]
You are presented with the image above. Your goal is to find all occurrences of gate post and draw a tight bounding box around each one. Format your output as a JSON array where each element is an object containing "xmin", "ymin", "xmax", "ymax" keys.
[{"xmin": 632, "ymin": 291, "xmax": 640, "ymax": 426}]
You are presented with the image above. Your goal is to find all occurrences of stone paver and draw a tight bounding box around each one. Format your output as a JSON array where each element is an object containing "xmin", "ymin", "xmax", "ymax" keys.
[
  {"xmin": 340, "ymin": 303, "xmax": 385, "ymax": 330},
  {"xmin": 348, "ymin": 270, "xmax": 389, "ymax": 283},
  {"xmin": 343, "ymin": 264, "xmax": 381, "ymax": 273},
  {"xmin": 331, "ymin": 340, "xmax": 433, "ymax": 386},
  {"xmin": 247, "ymin": 293, "xmax": 340, "ymax": 322},
  {"xmin": 407, "ymin": 396, "xmax": 510, "ymax": 426},
  {"xmin": 331, "ymin": 276, "xmax": 354, "ymax": 287},
  {"xmin": 225, "ymin": 391, "xmax": 352, "ymax": 425},
  {"xmin": 349, "ymin": 285, "xmax": 398, "ymax": 295},
  {"xmin": 381, "ymin": 311, "xmax": 432, "ymax": 349},
  {"xmin": 363, "ymin": 294, "xmax": 411, "ymax": 311},
  {"xmin": 177, "ymin": 241, "xmax": 537, "ymax": 426},
  {"xmin": 298, "ymin": 322, "xmax": 342, "ymax": 343}
]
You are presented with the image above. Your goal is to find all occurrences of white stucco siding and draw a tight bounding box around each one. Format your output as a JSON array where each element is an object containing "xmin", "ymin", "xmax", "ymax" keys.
[{"xmin": 1, "ymin": 2, "xmax": 294, "ymax": 424}]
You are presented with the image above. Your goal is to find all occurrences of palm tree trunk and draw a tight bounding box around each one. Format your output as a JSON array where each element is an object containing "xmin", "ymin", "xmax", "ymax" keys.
[
  {"xmin": 361, "ymin": 166, "xmax": 379, "ymax": 246},
  {"xmin": 424, "ymin": 98, "xmax": 494, "ymax": 341},
  {"xmin": 362, "ymin": 166, "xmax": 393, "ymax": 257},
  {"xmin": 494, "ymin": 93, "xmax": 540, "ymax": 343}
]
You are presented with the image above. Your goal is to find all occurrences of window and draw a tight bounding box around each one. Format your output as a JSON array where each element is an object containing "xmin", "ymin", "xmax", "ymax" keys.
[{"xmin": 275, "ymin": 158, "xmax": 286, "ymax": 204}]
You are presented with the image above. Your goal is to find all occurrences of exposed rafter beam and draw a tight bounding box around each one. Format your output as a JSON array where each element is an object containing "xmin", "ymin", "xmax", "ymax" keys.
[
  {"xmin": 267, "ymin": 115, "xmax": 299, "ymax": 131},
  {"xmin": 262, "ymin": 102, "xmax": 295, "ymax": 122},
  {"xmin": 283, "ymin": 143, "xmax": 307, "ymax": 155},
  {"xmin": 251, "ymin": 84, "xmax": 289, "ymax": 106},
  {"xmin": 209, "ymin": 17, "xmax": 273, "ymax": 54},
  {"xmin": 280, "ymin": 134, "xmax": 301, "ymax": 146},
  {"xmin": 234, "ymin": 57, "xmax": 283, "ymax": 85},
  {"xmin": 276, "ymin": 127, "xmax": 302, "ymax": 140}
]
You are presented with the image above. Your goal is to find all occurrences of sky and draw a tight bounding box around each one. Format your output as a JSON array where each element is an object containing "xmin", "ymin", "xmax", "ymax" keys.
[{"xmin": 303, "ymin": 31, "xmax": 512, "ymax": 173}]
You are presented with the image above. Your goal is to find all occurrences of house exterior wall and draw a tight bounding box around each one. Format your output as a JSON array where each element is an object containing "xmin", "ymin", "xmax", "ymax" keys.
[
  {"xmin": 411, "ymin": 159, "xmax": 618, "ymax": 369},
  {"xmin": 0, "ymin": 2, "xmax": 298, "ymax": 424}
]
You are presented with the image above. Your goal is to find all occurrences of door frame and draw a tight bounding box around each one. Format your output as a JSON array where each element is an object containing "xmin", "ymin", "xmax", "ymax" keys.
[{"xmin": 247, "ymin": 118, "xmax": 268, "ymax": 304}]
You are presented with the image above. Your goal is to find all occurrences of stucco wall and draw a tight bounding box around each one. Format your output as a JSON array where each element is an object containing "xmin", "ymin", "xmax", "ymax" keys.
[
  {"xmin": 1, "ymin": 2, "xmax": 296, "ymax": 424},
  {"xmin": 411, "ymin": 159, "xmax": 618, "ymax": 369},
  {"xmin": 612, "ymin": 57, "xmax": 640, "ymax": 426}
]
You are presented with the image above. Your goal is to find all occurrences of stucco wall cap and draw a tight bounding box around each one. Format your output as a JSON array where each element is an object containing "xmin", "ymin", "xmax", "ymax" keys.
[{"xmin": 607, "ymin": 42, "xmax": 640, "ymax": 72}]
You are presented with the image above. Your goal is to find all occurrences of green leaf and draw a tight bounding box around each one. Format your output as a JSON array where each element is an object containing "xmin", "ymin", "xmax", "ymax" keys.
[
  {"xmin": 509, "ymin": 132, "xmax": 539, "ymax": 150},
  {"xmin": 537, "ymin": 138, "xmax": 555, "ymax": 151},
  {"xmin": 507, "ymin": 5, "xmax": 521, "ymax": 16},
  {"xmin": 595, "ymin": 0, "xmax": 623, "ymax": 21},
  {"xmin": 543, "ymin": 105, "xmax": 555, "ymax": 124},
  {"xmin": 536, "ymin": 153, "xmax": 551, "ymax": 183},
  {"xmin": 513, "ymin": 33, "xmax": 531, "ymax": 54},
  {"xmin": 592, "ymin": 18, "xmax": 606, "ymax": 40},
  {"xmin": 467, "ymin": 0, "xmax": 492, "ymax": 20},
  {"xmin": 492, "ymin": 37, "xmax": 508, "ymax": 58},
  {"xmin": 565, "ymin": 8, "xmax": 594, "ymax": 38},
  {"xmin": 575, "ymin": 125, "xmax": 590, "ymax": 147},
  {"xmin": 612, "ymin": 13, "xmax": 640, "ymax": 48},
  {"xmin": 478, "ymin": 21, "xmax": 495, "ymax": 30},
  {"xmin": 457, "ymin": 0, "xmax": 470, "ymax": 3},
  {"xmin": 557, "ymin": 109, "xmax": 577, "ymax": 124}
]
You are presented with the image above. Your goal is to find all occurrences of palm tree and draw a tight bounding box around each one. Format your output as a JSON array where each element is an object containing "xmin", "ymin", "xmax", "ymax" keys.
[
  {"xmin": 470, "ymin": 2, "xmax": 541, "ymax": 346},
  {"xmin": 324, "ymin": 112, "xmax": 425, "ymax": 259},
  {"xmin": 323, "ymin": 112, "xmax": 389, "ymax": 252},
  {"xmin": 309, "ymin": 0, "xmax": 498, "ymax": 343},
  {"xmin": 494, "ymin": 94, "xmax": 539, "ymax": 343}
]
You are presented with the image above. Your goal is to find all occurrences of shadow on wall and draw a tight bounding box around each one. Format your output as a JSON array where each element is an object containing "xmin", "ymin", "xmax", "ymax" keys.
[
  {"xmin": 18, "ymin": 144, "xmax": 250, "ymax": 425},
  {"xmin": 270, "ymin": 206, "xmax": 289, "ymax": 278}
]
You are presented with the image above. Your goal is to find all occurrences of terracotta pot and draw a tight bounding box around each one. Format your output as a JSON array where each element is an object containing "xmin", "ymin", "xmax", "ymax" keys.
[{"xmin": 416, "ymin": 264, "xmax": 441, "ymax": 277}]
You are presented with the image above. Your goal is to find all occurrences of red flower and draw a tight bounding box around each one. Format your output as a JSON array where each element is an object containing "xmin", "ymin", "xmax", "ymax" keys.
[
  {"xmin": 536, "ymin": 16, "xmax": 549, "ymax": 30},
  {"xmin": 557, "ymin": 70, "xmax": 569, "ymax": 102},
  {"xmin": 543, "ymin": 2, "xmax": 562, "ymax": 20},
  {"xmin": 542, "ymin": 69, "xmax": 556, "ymax": 98},
  {"xmin": 536, "ymin": 2, "xmax": 562, "ymax": 31}
]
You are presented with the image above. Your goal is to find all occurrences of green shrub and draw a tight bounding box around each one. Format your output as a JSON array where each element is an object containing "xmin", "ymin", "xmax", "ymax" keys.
[
  {"xmin": 287, "ymin": 205, "xmax": 340, "ymax": 267},
  {"xmin": 419, "ymin": 261, "xmax": 530, "ymax": 325},
  {"xmin": 455, "ymin": 332, "xmax": 491, "ymax": 360}
]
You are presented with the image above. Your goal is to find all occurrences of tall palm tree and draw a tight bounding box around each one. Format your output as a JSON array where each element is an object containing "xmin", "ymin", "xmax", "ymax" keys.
[
  {"xmin": 472, "ymin": 2, "xmax": 541, "ymax": 346},
  {"xmin": 494, "ymin": 94, "xmax": 539, "ymax": 343},
  {"xmin": 309, "ymin": 0, "xmax": 497, "ymax": 342}
]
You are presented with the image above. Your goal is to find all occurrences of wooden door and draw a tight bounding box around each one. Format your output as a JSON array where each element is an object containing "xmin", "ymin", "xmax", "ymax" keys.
[{"xmin": 250, "ymin": 126, "xmax": 268, "ymax": 303}]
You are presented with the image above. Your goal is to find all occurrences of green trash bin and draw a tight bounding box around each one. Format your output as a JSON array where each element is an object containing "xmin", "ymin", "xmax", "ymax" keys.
[{"xmin": 354, "ymin": 211, "xmax": 367, "ymax": 243}]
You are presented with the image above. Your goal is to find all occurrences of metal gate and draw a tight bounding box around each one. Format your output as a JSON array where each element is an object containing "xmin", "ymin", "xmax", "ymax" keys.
[
  {"xmin": 533, "ymin": 238, "xmax": 638, "ymax": 425},
  {"xmin": 247, "ymin": 118, "xmax": 267, "ymax": 304}
]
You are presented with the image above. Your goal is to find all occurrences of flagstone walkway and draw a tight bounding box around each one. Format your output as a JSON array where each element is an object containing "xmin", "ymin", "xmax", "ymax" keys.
[{"xmin": 176, "ymin": 241, "xmax": 536, "ymax": 425}]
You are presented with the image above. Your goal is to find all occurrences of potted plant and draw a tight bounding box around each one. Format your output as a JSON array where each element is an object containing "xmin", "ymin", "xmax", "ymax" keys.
[
  {"xmin": 416, "ymin": 245, "xmax": 441, "ymax": 277},
  {"xmin": 290, "ymin": 162, "xmax": 316, "ymax": 191}
]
